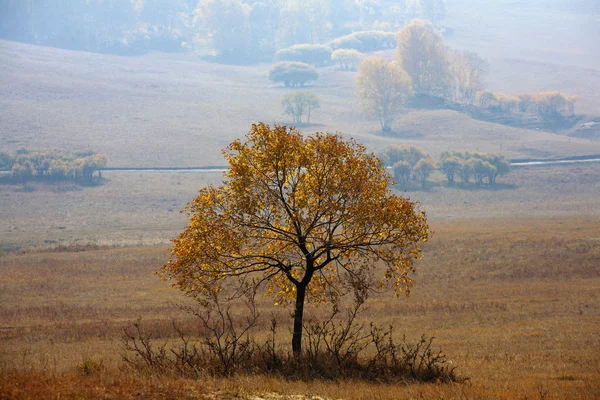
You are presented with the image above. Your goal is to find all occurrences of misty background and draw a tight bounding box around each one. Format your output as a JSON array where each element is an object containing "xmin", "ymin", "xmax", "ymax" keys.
[{"xmin": 1, "ymin": 0, "xmax": 597, "ymax": 66}]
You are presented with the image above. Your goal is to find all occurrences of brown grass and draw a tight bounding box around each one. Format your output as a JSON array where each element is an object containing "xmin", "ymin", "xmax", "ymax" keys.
[{"xmin": 1, "ymin": 217, "xmax": 599, "ymax": 399}]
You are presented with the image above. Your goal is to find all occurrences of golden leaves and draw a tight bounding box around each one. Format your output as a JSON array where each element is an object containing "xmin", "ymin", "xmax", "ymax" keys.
[{"xmin": 160, "ymin": 123, "xmax": 430, "ymax": 305}]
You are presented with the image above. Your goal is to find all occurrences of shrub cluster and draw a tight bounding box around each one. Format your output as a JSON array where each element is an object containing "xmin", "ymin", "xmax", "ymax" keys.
[
  {"xmin": 439, "ymin": 151, "xmax": 510, "ymax": 186},
  {"xmin": 274, "ymin": 44, "xmax": 332, "ymax": 66},
  {"xmin": 329, "ymin": 31, "xmax": 396, "ymax": 52},
  {"xmin": 268, "ymin": 62, "xmax": 319, "ymax": 87},
  {"xmin": 0, "ymin": 149, "xmax": 107, "ymax": 187},
  {"xmin": 122, "ymin": 293, "xmax": 460, "ymax": 383},
  {"xmin": 379, "ymin": 145, "xmax": 436, "ymax": 188},
  {"xmin": 478, "ymin": 90, "xmax": 576, "ymax": 119},
  {"xmin": 331, "ymin": 49, "xmax": 365, "ymax": 70}
]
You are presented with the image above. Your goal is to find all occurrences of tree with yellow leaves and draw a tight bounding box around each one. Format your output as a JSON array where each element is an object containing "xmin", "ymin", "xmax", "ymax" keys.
[
  {"xmin": 160, "ymin": 123, "xmax": 430, "ymax": 355},
  {"xmin": 396, "ymin": 19, "xmax": 451, "ymax": 98},
  {"xmin": 356, "ymin": 57, "xmax": 413, "ymax": 132}
]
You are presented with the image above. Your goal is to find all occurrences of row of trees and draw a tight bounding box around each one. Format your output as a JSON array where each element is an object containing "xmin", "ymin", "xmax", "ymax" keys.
[
  {"xmin": 0, "ymin": 0, "xmax": 447, "ymax": 61},
  {"xmin": 0, "ymin": 149, "xmax": 107, "ymax": 188},
  {"xmin": 438, "ymin": 151, "xmax": 511, "ymax": 186},
  {"xmin": 478, "ymin": 91, "xmax": 576, "ymax": 119},
  {"xmin": 378, "ymin": 145, "xmax": 511, "ymax": 188}
]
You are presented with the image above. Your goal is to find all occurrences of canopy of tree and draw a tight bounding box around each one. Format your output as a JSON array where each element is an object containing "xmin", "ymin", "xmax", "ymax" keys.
[
  {"xmin": 160, "ymin": 123, "xmax": 430, "ymax": 354},
  {"xmin": 269, "ymin": 62, "xmax": 319, "ymax": 87},
  {"xmin": 355, "ymin": 58, "xmax": 413, "ymax": 131}
]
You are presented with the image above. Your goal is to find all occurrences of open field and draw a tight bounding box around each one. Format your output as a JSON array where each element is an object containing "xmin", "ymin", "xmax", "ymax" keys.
[
  {"xmin": 1, "ymin": 162, "xmax": 599, "ymax": 251},
  {"xmin": 1, "ymin": 217, "xmax": 599, "ymax": 399},
  {"xmin": 1, "ymin": 37, "xmax": 600, "ymax": 169}
]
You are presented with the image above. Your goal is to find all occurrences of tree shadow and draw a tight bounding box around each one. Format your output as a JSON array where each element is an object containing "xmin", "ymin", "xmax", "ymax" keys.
[
  {"xmin": 442, "ymin": 181, "xmax": 517, "ymax": 191},
  {"xmin": 284, "ymin": 122, "xmax": 326, "ymax": 129},
  {"xmin": 371, "ymin": 128, "xmax": 423, "ymax": 138}
]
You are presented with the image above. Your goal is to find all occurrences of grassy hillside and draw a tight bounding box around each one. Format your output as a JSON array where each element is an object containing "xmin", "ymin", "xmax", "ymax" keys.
[
  {"xmin": 445, "ymin": 0, "xmax": 600, "ymax": 115},
  {"xmin": 1, "ymin": 39, "xmax": 599, "ymax": 168}
]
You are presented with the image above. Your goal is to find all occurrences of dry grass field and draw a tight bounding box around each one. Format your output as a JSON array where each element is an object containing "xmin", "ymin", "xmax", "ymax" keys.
[
  {"xmin": 1, "ymin": 216, "xmax": 598, "ymax": 399},
  {"xmin": 1, "ymin": 163, "xmax": 599, "ymax": 251}
]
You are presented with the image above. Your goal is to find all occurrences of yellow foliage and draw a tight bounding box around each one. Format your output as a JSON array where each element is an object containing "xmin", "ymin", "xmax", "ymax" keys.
[{"xmin": 160, "ymin": 123, "xmax": 430, "ymax": 343}]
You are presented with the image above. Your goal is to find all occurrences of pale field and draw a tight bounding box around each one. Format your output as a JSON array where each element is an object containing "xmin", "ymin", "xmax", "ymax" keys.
[
  {"xmin": 1, "ymin": 162, "xmax": 599, "ymax": 251},
  {"xmin": 1, "ymin": 35, "xmax": 599, "ymax": 170}
]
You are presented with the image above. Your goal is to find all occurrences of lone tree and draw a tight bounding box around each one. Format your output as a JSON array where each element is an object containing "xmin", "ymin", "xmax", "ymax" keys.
[
  {"xmin": 355, "ymin": 57, "xmax": 413, "ymax": 131},
  {"xmin": 269, "ymin": 62, "xmax": 319, "ymax": 87},
  {"xmin": 396, "ymin": 19, "xmax": 451, "ymax": 98},
  {"xmin": 281, "ymin": 91, "xmax": 320, "ymax": 124},
  {"xmin": 161, "ymin": 123, "xmax": 430, "ymax": 355}
]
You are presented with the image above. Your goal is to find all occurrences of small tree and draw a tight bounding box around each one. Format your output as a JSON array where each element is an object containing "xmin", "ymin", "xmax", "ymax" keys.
[
  {"xmin": 11, "ymin": 162, "xmax": 34, "ymax": 188},
  {"xmin": 393, "ymin": 161, "xmax": 411, "ymax": 184},
  {"xmin": 160, "ymin": 123, "xmax": 430, "ymax": 356},
  {"xmin": 414, "ymin": 157, "xmax": 436, "ymax": 187},
  {"xmin": 356, "ymin": 58, "xmax": 413, "ymax": 131},
  {"xmin": 396, "ymin": 19, "xmax": 451, "ymax": 98},
  {"xmin": 281, "ymin": 91, "xmax": 320, "ymax": 124},
  {"xmin": 269, "ymin": 62, "xmax": 319, "ymax": 87},
  {"xmin": 438, "ymin": 152, "xmax": 462, "ymax": 184}
]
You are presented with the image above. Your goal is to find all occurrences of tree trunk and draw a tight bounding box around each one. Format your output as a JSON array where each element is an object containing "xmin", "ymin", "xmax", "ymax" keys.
[{"xmin": 292, "ymin": 283, "xmax": 307, "ymax": 356}]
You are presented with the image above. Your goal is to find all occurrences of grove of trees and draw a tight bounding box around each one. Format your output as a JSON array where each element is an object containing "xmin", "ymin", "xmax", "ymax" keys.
[
  {"xmin": 439, "ymin": 151, "xmax": 510, "ymax": 186},
  {"xmin": 331, "ymin": 49, "xmax": 364, "ymax": 70},
  {"xmin": 274, "ymin": 44, "xmax": 332, "ymax": 66},
  {"xmin": 380, "ymin": 145, "xmax": 435, "ymax": 188},
  {"xmin": 0, "ymin": 149, "xmax": 108, "ymax": 188},
  {"xmin": 478, "ymin": 91, "xmax": 576, "ymax": 119},
  {"xmin": 160, "ymin": 123, "xmax": 430, "ymax": 355}
]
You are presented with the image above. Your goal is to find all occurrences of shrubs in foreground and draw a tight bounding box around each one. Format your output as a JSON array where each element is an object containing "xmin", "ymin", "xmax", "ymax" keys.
[{"xmin": 122, "ymin": 292, "xmax": 461, "ymax": 383}]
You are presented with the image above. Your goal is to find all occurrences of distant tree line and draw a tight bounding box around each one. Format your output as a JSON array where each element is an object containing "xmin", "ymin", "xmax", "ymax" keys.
[
  {"xmin": 378, "ymin": 145, "xmax": 511, "ymax": 188},
  {"xmin": 0, "ymin": 0, "xmax": 447, "ymax": 61},
  {"xmin": 0, "ymin": 149, "xmax": 107, "ymax": 188},
  {"xmin": 478, "ymin": 91, "xmax": 576, "ymax": 119}
]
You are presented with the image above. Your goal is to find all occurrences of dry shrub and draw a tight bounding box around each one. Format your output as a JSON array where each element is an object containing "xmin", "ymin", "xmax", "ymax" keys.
[{"xmin": 121, "ymin": 291, "xmax": 462, "ymax": 384}]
